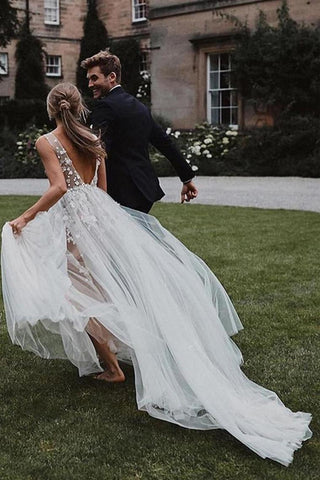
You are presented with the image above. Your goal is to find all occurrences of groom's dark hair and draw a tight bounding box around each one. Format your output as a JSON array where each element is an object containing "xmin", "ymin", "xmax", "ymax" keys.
[{"xmin": 81, "ymin": 50, "xmax": 121, "ymax": 82}]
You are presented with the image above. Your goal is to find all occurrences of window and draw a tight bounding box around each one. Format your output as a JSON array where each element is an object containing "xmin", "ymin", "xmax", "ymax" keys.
[
  {"xmin": 139, "ymin": 50, "xmax": 150, "ymax": 73},
  {"xmin": 46, "ymin": 55, "xmax": 61, "ymax": 77},
  {"xmin": 0, "ymin": 53, "xmax": 8, "ymax": 75},
  {"xmin": 132, "ymin": 0, "xmax": 147, "ymax": 22},
  {"xmin": 44, "ymin": 0, "xmax": 59, "ymax": 25},
  {"xmin": 207, "ymin": 53, "xmax": 238, "ymax": 126}
]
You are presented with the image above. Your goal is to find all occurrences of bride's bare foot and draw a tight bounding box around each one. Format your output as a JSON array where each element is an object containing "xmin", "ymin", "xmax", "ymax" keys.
[{"xmin": 94, "ymin": 368, "xmax": 125, "ymax": 383}]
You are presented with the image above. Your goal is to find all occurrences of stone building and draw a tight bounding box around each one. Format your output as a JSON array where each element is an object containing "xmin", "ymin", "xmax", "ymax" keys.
[
  {"xmin": 149, "ymin": 0, "xmax": 320, "ymax": 129},
  {"xmin": 0, "ymin": 0, "xmax": 319, "ymax": 129},
  {"xmin": 0, "ymin": 0, "xmax": 87, "ymax": 101},
  {"xmin": 0, "ymin": 0, "xmax": 150, "ymax": 104}
]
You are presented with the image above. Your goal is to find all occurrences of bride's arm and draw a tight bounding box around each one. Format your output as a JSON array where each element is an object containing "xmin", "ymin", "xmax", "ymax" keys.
[
  {"xmin": 97, "ymin": 156, "xmax": 107, "ymax": 192},
  {"xmin": 9, "ymin": 136, "xmax": 67, "ymax": 235}
]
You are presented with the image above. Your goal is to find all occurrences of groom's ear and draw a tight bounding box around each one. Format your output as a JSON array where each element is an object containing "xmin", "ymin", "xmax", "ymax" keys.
[{"xmin": 109, "ymin": 72, "xmax": 117, "ymax": 82}]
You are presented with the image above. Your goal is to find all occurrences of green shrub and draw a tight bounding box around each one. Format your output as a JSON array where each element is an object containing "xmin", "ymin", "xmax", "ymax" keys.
[
  {"xmin": 0, "ymin": 124, "xmax": 48, "ymax": 179},
  {"xmin": 225, "ymin": 115, "xmax": 320, "ymax": 177}
]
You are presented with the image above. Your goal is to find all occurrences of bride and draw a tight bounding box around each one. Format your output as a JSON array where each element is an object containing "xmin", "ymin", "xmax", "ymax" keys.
[{"xmin": 1, "ymin": 83, "xmax": 312, "ymax": 466}]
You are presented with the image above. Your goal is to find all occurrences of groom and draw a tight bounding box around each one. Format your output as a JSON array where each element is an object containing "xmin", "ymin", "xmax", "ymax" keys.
[{"xmin": 81, "ymin": 50, "xmax": 198, "ymax": 213}]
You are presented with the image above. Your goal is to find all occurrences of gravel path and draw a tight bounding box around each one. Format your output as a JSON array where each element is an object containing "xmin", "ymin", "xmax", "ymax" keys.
[{"xmin": 0, "ymin": 176, "xmax": 319, "ymax": 213}]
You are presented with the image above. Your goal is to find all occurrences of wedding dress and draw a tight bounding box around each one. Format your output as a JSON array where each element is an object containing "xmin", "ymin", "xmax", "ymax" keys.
[{"xmin": 1, "ymin": 132, "xmax": 312, "ymax": 466}]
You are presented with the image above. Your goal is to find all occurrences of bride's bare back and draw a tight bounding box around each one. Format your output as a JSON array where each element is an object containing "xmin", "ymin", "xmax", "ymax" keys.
[{"xmin": 52, "ymin": 128, "xmax": 96, "ymax": 184}]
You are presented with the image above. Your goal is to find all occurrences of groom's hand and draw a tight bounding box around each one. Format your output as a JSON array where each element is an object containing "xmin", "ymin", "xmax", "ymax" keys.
[{"xmin": 180, "ymin": 181, "xmax": 198, "ymax": 204}]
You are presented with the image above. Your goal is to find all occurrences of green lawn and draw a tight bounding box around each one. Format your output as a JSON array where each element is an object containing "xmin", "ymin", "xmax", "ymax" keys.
[{"xmin": 0, "ymin": 197, "xmax": 319, "ymax": 480}]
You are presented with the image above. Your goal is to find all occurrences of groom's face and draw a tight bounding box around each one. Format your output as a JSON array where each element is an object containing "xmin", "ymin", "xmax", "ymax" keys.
[{"xmin": 87, "ymin": 66, "xmax": 113, "ymax": 99}]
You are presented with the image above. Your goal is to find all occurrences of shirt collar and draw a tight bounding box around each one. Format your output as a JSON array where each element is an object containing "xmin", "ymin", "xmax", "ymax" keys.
[{"xmin": 109, "ymin": 85, "xmax": 121, "ymax": 93}]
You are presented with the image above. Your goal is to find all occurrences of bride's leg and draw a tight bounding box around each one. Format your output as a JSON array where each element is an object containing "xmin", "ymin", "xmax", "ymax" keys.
[
  {"xmin": 66, "ymin": 242, "xmax": 125, "ymax": 382},
  {"xmin": 87, "ymin": 318, "xmax": 125, "ymax": 383}
]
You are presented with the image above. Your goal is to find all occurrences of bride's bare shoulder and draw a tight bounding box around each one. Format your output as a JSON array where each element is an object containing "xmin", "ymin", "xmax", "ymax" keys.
[{"xmin": 35, "ymin": 134, "xmax": 55, "ymax": 155}]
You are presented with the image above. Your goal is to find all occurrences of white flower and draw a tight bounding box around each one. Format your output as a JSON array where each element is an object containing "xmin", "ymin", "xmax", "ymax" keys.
[
  {"xmin": 194, "ymin": 141, "xmax": 201, "ymax": 146},
  {"xmin": 231, "ymin": 131, "xmax": 238, "ymax": 136},
  {"xmin": 16, "ymin": 141, "xmax": 23, "ymax": 146},
  {"xmin": 18, "ymin": 146, "xmax": 23, "ymax": 150},
  {"xmin": 166, "ymin": 128, "xmax": 172, "ymax": 135},
  {"xmin": 223, "ymin": 148, "xmax": 229, "ymax": 153},
  {"xmin": 186, "ymin": 159, "xmax": 190, "ymax": 164},
  {"xmin": 175, "ymin": 131, "xmax": 180, "ymax": 138},
  {"xmin": 206, "ymin": 154, "xmax": 212, "ymax": 158},
  {"xmin": 187, "ymin": 154, "xmax": 191, "ymax": 159},
  {"xmin": 222, "ymin": 137, "xmax": 229, "ymax": 145},
  {"xmin": 203, "ymin": 149, "xmax": 209, "ymax": 155},
  {"xmin": 136, "ymin": 93, "xmax": 142, "ymax": 98},
  {"xmin": 191, "ymin": 165, "xmax": 199, "ymax": 171},
  {"xmin": 225, "ymin": 130, "xmax": 232, "ymax": 136},
  {"xmin": 195, "ymin": 150, "xmax": 201, "ymax": 156},
  {"xmin": 204, "ymin": 138, "xmax": 212, "ymax": 144}
]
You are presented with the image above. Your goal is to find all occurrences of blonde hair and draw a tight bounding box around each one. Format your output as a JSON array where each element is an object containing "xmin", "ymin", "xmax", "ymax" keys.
[
  {"xmin": 81, "ymin": 50, "xmax": 121, "ymax": 82},
  {"xmin": 47, "ymin": 82, "xmax": 105, "ymax": 160}
]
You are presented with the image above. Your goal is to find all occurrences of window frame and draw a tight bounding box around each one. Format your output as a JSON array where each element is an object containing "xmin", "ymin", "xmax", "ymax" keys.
[
  {"xmin": 44, "ymin": 0, "xmax": 60, "ymax": 26},
  {"xmin": 0, "ymin": 52, "xmax": 9, "ymax": 75},
  {"xmin": 46, "ymin": 55, "xmax": 62, "ymax": 77},
  {"xmin": 139, "ymin": 50, "xmax": 150, "ymax": 73},
  {"xmin": 207, "ymin": 53, "xmax": 238, "ymax": 127},
  {"xmin": 132, "ymin": 0, "xmax": 147, "ymax": 23}
]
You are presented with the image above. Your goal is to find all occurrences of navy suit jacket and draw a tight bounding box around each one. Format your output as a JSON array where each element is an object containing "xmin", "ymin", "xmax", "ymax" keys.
[{"xmin": 89, "ymin": 86, "xmax": 194, "ymax": 210}]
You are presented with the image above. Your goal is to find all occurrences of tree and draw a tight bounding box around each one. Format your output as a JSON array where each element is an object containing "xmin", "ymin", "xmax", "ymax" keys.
[
  {"xmin": 0, "ymin": 0, "xmax": 19, "ymax": 47},
  {"xmin": 76, "ymin": 0, "xmax": 109, "ymax": 97},
  {"xmin": 15, "ymin": 22, "xmax": 48, "ymax": 100},
  {"xmin": 231, "ymin": 1, "xmax": 320, "ymax": 117},
  {"xmin": 110, "ymin": 38, "xmax": 141, "ymax": 96}
]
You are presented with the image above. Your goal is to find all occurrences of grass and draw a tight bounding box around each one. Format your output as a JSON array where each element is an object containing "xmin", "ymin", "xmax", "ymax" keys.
[{"xmin": 0, "ymin": 197, "xmax": 319, "ymax": 480}]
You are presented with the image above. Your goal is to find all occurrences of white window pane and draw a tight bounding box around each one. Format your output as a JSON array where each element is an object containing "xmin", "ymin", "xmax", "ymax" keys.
[
  {"xmin": 210, "ymin": 91, "xmax": 219, "ymax": 108},
  {"xmin": 220, "ymin": 72, "xmax": 230, "ymax": 89},
  {"xmin": 221, "ymin": 108, "xmax": 230, "ymax": 124},
  {"xmin": 208, "ymin": 53, "xmax": 237, "ymax": 126},
  {"xmin": 210, "ymin": 72, "xmax": 219, "ymax": 90},
  {"xmin": 210, "ymin": 55, "xmax": 218, "ymax": 72},
  {"xmin": 46, "ymin": 55, "xmax": 61, "ymax": 76},
  {"xmin": 211, "ymin": 108, "xmax": 220, "ymax": 124},
  {"xmin": 44, "ymin": 0, "xmax": 59, "ymax": 24},
  {"xmin": 220, "ymin": 53, "xmax": 230, "ymax": 71},
  {"xmin": 133, "ymin": 0, "xmax": 147, "ymax": 21},
  {"xmin": 0, "ymin": 53, "xmax": 8, "ymax": 74}
]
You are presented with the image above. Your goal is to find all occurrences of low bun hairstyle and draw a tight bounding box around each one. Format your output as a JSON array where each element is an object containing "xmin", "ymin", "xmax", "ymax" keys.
[{"xmin": 47, "ymin": 82, "xmax": 105, "ymax": 160}]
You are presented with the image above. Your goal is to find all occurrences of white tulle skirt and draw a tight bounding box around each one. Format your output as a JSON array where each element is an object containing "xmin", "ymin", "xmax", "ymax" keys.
[{"xmin": 1, "ymin": 185, "xmax": 312, "ymax": 465}]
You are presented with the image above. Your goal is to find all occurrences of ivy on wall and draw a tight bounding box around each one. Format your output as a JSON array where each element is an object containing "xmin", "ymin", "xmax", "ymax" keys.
[{"xmin": 229, "ymin": 1, "xmax": 320, "ymax": 118}]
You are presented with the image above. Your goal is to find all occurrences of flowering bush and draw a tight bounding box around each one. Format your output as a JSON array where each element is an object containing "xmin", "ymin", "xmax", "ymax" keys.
[
  {"xmin": 15, "ymin": 124, "xmax": 50, "ymax": 166},
  {"xmin": 136, "ymin": 70, "xmax": 151, "ymax": 106},
  {"xmin": 151, "ymin": 122, "xmax": 239, "ymax": 176}
]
